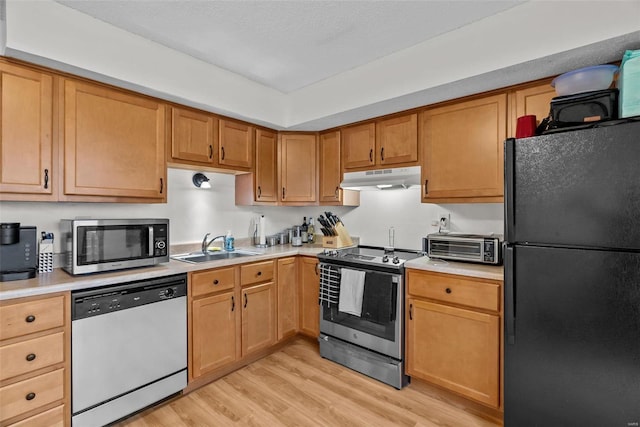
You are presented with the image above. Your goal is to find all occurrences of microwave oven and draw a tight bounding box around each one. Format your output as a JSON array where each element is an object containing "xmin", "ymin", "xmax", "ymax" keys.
[
  {"xmin": 61, "ymin": 219, "xmax": 169, "ymax": 275},
  {"xmin": 423, "ymin": 233, "xmax": 503, "ymax": 265}
]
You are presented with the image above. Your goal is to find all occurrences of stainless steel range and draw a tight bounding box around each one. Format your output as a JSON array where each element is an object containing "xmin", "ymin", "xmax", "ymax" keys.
[{"xmin": 317, "ymin": 245, "xmax": 422, "ymax": 389}]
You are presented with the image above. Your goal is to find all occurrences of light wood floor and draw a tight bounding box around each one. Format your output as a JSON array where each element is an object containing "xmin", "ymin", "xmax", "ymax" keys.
[{"xmin": 118, "ymin": 338, "xmax": 501, "ymax": 427}]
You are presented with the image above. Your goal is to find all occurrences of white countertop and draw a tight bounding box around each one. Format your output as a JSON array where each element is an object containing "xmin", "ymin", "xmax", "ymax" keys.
[
  {"xmin": 0, "ymin": 244, "xmax": 324, "ymax": 301},
  {"xmin": 404, "ymin": 257, "xmax": 504, "ymax": 281}
]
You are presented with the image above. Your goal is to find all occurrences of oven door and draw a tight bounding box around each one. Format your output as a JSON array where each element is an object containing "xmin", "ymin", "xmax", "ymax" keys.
[{"xmin": 319, "ymin": 264, "xmax": 403, "ymax": 360}]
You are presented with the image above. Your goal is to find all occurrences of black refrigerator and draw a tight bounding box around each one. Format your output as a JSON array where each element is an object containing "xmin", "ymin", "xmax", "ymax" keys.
[{"xmin": 504, "ymin": 120, "xmax": 640, "ymax": 427}]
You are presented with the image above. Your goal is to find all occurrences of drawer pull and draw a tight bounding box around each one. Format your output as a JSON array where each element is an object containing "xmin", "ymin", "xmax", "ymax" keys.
[
  {"xmin": 445, "ymin": 288, "xmax": 452, "ymax": 294},
  {"xmin": 25, "ymin": 315, "xmax": 36, "ymax": 323},
  {"xmin": 213, "ymin": 279, "xmax": 219, "ymax": 285},
  {"xmin": 257, "ymin": 271, "xmax": 262, "ymax": 276},
  {"xmin": 26, "ymin": 353, "xmax": 37, "ymax": 362},
  {"xmin": 26, "ymin": 392, "xmax": 36, "ymax": 401}
]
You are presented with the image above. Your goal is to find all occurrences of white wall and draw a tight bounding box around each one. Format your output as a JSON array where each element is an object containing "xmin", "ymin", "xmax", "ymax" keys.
[{"xmin": 0, "ymin": 169, "xmax": 502, "ymax": 254}]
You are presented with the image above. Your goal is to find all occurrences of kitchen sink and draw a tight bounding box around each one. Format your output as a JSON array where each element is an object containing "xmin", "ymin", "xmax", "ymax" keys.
[{"xmin": 172, "ymin": 249, "xmax": 262, "ymax": 264}]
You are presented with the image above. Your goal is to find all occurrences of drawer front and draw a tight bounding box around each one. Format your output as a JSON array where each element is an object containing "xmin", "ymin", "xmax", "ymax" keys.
[
  {"xmin": 8, "ymin": 404, "xmax": 64, "ymax": 427},
  {"xmin": 0, "ymin": 369, "xmax": 64, "ymax": 422},
  {"xmin": 191, "ymin": 267, "xmax": 236, "ymax": 297},
  {"xmin": 0, "ymin": 332, "xmax": 65, "ymax": 381},
  {"xmin": 407, "ymin": 271, "xmax": 500, "ymax": 312},
  {"xmin": 240, "ymin": 261, "xmax": 274, "ymax": 286},
  {"xmin": 0, "ymin": 296, "xmax": 65, "ymax": 341}
]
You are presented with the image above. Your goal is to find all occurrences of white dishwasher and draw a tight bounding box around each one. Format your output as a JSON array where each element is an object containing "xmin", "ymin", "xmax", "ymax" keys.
[{"xmin": 71, "ymin": 274, "xmax": 187, "ymax": 427}]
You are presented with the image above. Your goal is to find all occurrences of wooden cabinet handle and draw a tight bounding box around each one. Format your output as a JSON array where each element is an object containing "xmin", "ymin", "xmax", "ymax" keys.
[
  {"xmin": 257, "ymin": 186, "xmax": 262, "ymax": 198},
  {"xmin": 25, "ymin": 392, "xmax": 36, "ymax": 401},
  {"xmin": 231, "ymin": 296, "xmax": 235, "ymax": 312},
  {"xmin": 424, "ymin": 179, "xmax": 429, "ymax": 196},
  {"xmin": 244, "ymin": 293, "xmax": 248, "ymax": 308},
  {"xmin": 282, "ymin": 187, "xmax": 286, "ymax": 199},
  {"xmin": 26, "ymin": 353, "xmax": 36, "ymax": 362},
  {"xmin": 25, "ymin": 315, "xmax": 35, "ymax": 323},
  {"xmin": 208, "ymin": 145, "xmax": 213, "ymax": 159},
  {"xmin": 369, "ymin": 149, "xmax": 373, "ymax": 162},
  {"xmin": 409, "ymin": 304, "xmax": 413, "ymax": 320},
  {"xmin": 213, "ymin": 279, "xmax": 219, "ymax": 285},
  {"xmin": 380, "ymin": 147, "xmax": 384, "ymax": 161},
  {"xmin": 160, "ymin": 178, "xmax": 164, "ymax": 194},
  {"xmin": 44, "ymin": 169, "xmax": 49, "ymax": 189},
  {"xmin": 221, "ymin": 146, "xmax": 225, "ymax": 160},
  {"xmin": 445, "ymin": 288, "xmax": 452, "ymax": 294}
]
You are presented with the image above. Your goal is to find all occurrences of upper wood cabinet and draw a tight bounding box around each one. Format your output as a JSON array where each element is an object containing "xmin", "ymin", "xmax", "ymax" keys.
[
  {"xmin": 0, "ymin": 61, "xmax": 55, "ymax": 201},
  {"xmin": 279, "ymin": 133, "xmax": 317, "ymax": 204},
  {"xmin": 170, "ymin": 106, "xmax": 217, "ymax": 165},
  {"xmin": 61, "ymin": 78, "xmax": 167, "ymax": 201},
  {"xmin": 376, "ymin": 113, "xmax": 418, "ymax": 165},
  {"xmin": 342, "ymin": 123, "xmax": 375, "ymax": 169},
  {"xmin": 254, "ymin": 129, "xmax": 278, "ymax": 203},
  {"xmin": 219, "ymin": 119, "xmax": 253, "ymax": 171},
  {"xmin": 342, "ymin": 113, "xmax": 418, "ymax": 171},
  {"xmin": 508, "ymin": 80, "xmax": 556, "ymax": 137},
  {"xmin": 421, "ymin": 94, "xmax": 506, "ymax": 203},
  {"xmin": 319, "ymin": 130, "xmax": 343, "ymax": 204}
]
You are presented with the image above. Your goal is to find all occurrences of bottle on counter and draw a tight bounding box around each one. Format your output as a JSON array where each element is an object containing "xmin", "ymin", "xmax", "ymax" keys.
[
  {"xmin": 225, "ymin": 230, "xmax": 235, "ymax": 251},
  {"xmin": 307, "ymin": 217, "xmax": 316, "ymax": 244},
  {"xmin": 301, "ymin": 217, "xmax": 308, "ymax": 243}
]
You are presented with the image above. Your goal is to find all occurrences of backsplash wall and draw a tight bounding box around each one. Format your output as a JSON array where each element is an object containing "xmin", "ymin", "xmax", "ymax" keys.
[{"xmin": 0, "ymin": 168, "xmax": 503, "ymax": 253}]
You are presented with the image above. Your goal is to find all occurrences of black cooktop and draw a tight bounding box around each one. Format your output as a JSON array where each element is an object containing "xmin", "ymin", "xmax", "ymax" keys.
[{"xmin": 317, "ymin": 245, "xmax": 423, "ymax": 272}]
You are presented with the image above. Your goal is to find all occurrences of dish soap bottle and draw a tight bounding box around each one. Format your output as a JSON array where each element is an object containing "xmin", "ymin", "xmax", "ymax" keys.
[{"xmin": 225, "ymin": 230, "xmax": 235, "ymax": 251}]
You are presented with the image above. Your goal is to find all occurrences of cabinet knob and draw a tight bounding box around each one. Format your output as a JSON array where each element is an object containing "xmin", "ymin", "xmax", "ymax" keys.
[
  {"xmin": 25, "ymin": 392, "xmax": 36, "ymax": 401},
  {"xmin": 26, "ymin": 353, "xmax": 36, "ymax": 362},
  {"xmin": 445, "ymin": 288, "xmax": 452, "ymax": 294},
  {"xmin": 213, "ymin": 279, "xmax": 219, "ymax": 285},
  {"xmin": 257, "ymin": 271, "xmax": 262, "ymax": 276},
  {"xmin": 25, "ymin": 315, "xmax": 36, "ymax": 323}
]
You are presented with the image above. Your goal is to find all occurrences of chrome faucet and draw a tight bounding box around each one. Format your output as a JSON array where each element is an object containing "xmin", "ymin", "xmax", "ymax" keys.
[{"xmin": 201, "ymin": 233, "xmax": 226, "ymax": 253}]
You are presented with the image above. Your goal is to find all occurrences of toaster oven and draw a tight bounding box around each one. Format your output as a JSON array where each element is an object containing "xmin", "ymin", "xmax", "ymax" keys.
[{"xmin": 423, "ymin": 233, "xmax": 503, "ymax": 265}]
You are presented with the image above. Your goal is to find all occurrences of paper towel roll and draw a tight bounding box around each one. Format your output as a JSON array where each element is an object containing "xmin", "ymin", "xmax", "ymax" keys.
[{"xmin": 259, "ymin": 215, "xmax": 266, "ymax": 245}]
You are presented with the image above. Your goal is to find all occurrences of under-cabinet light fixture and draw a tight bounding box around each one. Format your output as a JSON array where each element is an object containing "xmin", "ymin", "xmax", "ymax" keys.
[{"xmin": 192, "ymin": 173, "xmax": 211, "ymax": 188}]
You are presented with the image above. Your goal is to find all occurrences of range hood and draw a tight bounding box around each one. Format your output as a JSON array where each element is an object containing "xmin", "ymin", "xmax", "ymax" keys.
[{"xmin": 340, "ymin": 166, "xmax": 421, "ymax": 190}]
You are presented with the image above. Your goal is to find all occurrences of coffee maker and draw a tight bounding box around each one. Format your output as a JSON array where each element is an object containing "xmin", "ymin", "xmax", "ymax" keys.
[{"xmin": 0, "ymin": 223, "xmax": 37, "ymax": 281}]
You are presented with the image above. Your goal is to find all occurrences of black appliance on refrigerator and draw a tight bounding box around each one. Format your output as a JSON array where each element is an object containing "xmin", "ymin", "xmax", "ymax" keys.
[{"xmin": 504, "ymin": 120, "xmax": 640, "ymax": 427}]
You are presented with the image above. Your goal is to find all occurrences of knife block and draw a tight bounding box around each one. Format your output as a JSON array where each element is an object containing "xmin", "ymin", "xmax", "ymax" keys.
[{"xmin": 322, "ymin": 223, "xmax": 354, "ymax": 248}]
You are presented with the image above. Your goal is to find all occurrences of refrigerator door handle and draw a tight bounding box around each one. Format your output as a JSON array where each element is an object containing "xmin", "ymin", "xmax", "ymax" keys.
[
  {"xmin": 505, "ymin": 138, "xmax": 516, "ymax": 243},
  {"xmin": 505, "ymin": 245, "xmax": 516, "ymax": 345}
]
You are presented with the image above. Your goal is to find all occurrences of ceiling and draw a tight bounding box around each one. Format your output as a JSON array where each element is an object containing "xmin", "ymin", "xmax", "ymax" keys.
[{"xmin": 55, "ymin": 0, "xmax": 524, "ymax": 94}]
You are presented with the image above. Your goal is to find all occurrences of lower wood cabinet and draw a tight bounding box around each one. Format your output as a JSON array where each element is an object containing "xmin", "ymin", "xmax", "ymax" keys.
[
  {"xmin": 298, "ymin": 256, "xmax": 320, "ymax": 338},
  {"xmin": 277, "ymin": 257, "xmax": 298, "ymax": 341},
  {"xmin": 406, "ymin": 269, "xmax": 502, "ymax": 409},
  {"xmin": 0, "ymin": 293, "xmax": 70, "ymax": 426},
  {"xmin": 241, "ymin": 282, "xmax": 276, "ymax": 356}
]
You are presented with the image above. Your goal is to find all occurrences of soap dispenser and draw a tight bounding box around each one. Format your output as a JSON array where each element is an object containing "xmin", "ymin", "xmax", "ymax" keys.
[{"xmin": 225, "ymin": 230, "xmax": 235, "ymax": 251}]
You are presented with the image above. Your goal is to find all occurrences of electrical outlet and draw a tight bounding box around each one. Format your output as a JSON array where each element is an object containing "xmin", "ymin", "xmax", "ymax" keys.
[{"xmin": 439, "ymin": 213, "xmax": 450, "ymax": 232}]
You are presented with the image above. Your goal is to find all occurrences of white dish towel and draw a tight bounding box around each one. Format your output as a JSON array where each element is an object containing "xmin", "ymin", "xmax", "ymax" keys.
[{"xmin": 338, "ymin": 268, "xmax": 366, "ymax": 317}]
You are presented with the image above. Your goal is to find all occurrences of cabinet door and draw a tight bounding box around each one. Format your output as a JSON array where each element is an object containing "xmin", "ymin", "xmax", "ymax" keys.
[
  {"xmin": 219, "ymin": 119, "xmax": 253, "ymax": 170},
  {"xmin": 319, "ymin": 130, "xmax": 342, "ymax": 203},
  {"xmin": 376, "ymin": 113, "xmax": 418, "ymax": 165},
  {"xmin": 277, "ymin": 257, "xmax": 298, "ymax": 341},
  {"xmin": 407, "ymin": 298, "xmax": 500, "ymax": 407},
  {"xmin": 254, "ymin": 129, "xmax": 278, "ymax": 202},
  {"xmin": 422, "ymin": 94, "xmax": 506, "ymax": 202},
  {"xmin": 279, "ymin": 133, "xmax": 317, "ymax": 203},
  {"xmin": 170, "ymin": 107, "xmax": 216, "ymax": 164},
  {"xmin": 241, "ymin": 282, "xmax": 276, "ymax": 357},
  {"xmin": 298, "ymin": 257, "xmax": 319, "ymax": 338},
  {"xmin": 191, "ymin": 291, "xmax": 238, "ymax": 379},
  {"xmin": 62, "ymin": 79, "xmax": 166, "ymax": 200},
  {"xmin": 509, "ymin": 82, "xmax": 555, "ymax": 137},
  {"xmin": 0, "ymin": 62, "xmax": 54, "ymax": 199},
  {"xmin": 342, "ymin": 123, "xmax": 375, "ymax": 169}
]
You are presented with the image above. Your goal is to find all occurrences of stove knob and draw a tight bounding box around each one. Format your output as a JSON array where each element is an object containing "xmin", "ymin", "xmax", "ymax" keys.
[
  {"xmin": 382, "ymin": 255, "xmax": 389, "ymax": 263},
  {"xmin": 392, "ymin": 256, "xmax": 400, "ymax": 264},
  {"xmin": 331, "ymin": 250, "xmax": 338, "ymax": 257}
]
